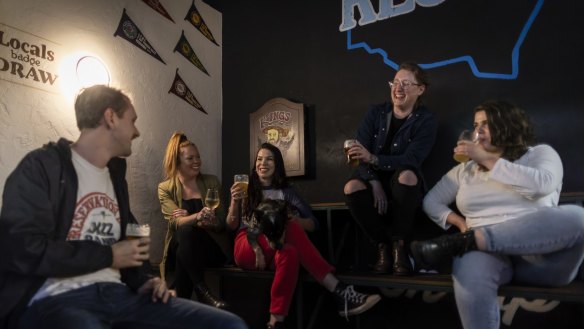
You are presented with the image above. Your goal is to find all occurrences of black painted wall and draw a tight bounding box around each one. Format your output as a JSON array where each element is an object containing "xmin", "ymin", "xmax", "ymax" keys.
[{"xmin": 221, "ymin": 0, "xmax": 584, "ymax": 204}]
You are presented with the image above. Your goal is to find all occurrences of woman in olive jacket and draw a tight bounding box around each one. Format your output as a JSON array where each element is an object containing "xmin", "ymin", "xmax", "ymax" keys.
[{"xmin": 158, "ymin": 132, "xmax": 233, "ymax": 308}]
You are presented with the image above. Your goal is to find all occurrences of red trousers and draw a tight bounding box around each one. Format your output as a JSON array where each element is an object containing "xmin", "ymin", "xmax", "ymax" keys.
[{"xmin": 234, "ymin": 220, "xmax": 335, "ymax": 316}]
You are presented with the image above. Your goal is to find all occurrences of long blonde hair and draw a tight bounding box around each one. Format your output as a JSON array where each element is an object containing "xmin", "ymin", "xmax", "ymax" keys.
[{"xmin": 162, "ymin": 132, "xmax": 197, "ymax": 180}]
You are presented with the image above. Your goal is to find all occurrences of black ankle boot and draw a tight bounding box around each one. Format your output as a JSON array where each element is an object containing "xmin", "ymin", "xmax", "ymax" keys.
[
  {"xmin": 372, "ymin": 243, "xmax": 390, "ymax": 273},
  {"xmin": 392, "ymin": 240, "xmax": 412, "ymax": 276},
  {"xmin": 194, "ymin": 283, "xmax": 228, "ymax": 309},
  {"xmin": 410, "ymin": 230, "xmax": 477, "ymax": 269}
]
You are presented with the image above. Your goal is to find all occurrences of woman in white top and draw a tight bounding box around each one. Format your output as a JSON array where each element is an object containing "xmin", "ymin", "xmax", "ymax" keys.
[{"xmin": 411, "ymin": 100, "xmax": 584, "ymax": 329}]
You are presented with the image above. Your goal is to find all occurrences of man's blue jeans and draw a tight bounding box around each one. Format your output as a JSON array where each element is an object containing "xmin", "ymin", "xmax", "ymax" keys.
[
  {"xmin": 20, "ymin": 282, "xmax": 248, "ymax": 329},
  {"xmin": 452, "ymin": 205, "xmax": 584, "ymax": 329}
]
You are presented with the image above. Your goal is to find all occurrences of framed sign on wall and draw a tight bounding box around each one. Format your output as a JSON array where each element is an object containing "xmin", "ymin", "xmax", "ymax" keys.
[{"xmin": 250, "ymin": 98, "xmax": 305, "ymax": 177}]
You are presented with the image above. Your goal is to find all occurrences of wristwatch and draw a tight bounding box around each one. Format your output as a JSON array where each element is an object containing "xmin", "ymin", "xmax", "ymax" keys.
[{"xmin": 370, "ymin": 154, "xmax": 379, "ymax": 167}]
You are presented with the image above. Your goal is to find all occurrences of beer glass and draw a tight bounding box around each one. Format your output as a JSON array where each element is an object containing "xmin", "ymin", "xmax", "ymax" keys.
[
  {"xmin": 343, "ymin": 139, "xmax": 359, "ymax": 167},
  {"xmin": 453, "ymin": 130, "xmax": 477, "ymax": 163},
  {"xmin": 234, "ymin": 174, "xmax": 249, "ymax": 198},
  {"xmin": 125, "ymin": 223, "xmax": 150, "ymax": 240}
]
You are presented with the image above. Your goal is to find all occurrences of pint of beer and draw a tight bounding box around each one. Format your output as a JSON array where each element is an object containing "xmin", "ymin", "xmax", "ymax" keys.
[
  {"xmin": 234, "ymin": 174, "xmax": 249, "ymax": 198},
  {"xmin": 343, "ymin": 139, "xmax": 359, "ymax": 167},
  {"xmin": 453, "ymin": 130, "xmax": 477, "ymax": 163},
  {"xmin": 126, "ymin": 223, "xmax": 150, "ymax": 240}
]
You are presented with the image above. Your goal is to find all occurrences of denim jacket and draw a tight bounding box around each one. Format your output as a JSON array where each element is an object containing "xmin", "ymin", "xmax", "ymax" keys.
[{"xmin": 355, "ymin": 102, "xmax": 437, "ymax": 188}]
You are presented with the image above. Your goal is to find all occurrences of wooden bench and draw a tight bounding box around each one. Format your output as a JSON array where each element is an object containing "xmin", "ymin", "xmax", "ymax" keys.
[
  {"xmin": 205, "ymin": 192, "xmax": 584, "ymax": 328},
  {"xmin": 206, "ymin": 267, "xmax": 584, "ymax": 329}
]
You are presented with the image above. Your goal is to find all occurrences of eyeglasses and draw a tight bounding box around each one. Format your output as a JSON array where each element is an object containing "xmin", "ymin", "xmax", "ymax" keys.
[{"xmin": 388, "ymin": 79, "xmax": 421, "ymax": 89}]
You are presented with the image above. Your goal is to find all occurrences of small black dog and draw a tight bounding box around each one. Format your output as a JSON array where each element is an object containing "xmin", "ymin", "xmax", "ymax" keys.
[{"xmin": 254, "ymin": 199, "xmax": 288, "ymax": 250}]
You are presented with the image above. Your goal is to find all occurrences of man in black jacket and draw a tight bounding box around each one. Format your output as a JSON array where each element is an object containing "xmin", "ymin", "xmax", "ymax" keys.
[{"xmin": 0, "ymin": 85, "xmax": 247, "ymax": 329}]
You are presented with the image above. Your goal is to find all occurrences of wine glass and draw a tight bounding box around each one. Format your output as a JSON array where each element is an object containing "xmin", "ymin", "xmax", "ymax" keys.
[
  {"xmin": 205, "ymin": 188, "xmax": 220, "ymax": 210},
  {"xmin": 453, "ymin": 130, "xmax": 478, "ymax": 163}
]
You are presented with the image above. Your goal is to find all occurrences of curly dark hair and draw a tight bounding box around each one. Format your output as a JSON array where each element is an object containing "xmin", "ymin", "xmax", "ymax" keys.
[
  {"xmin": 247, "ymin": 143, "xmax": 289, "ymax": 215},
  {"xmin": 474, "ymin": 100, "xmax": 536, "ymax": 162}
]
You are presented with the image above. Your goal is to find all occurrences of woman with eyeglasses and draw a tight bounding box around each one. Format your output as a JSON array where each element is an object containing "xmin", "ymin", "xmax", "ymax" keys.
[
  {"xmin": 343, "ymin": 62, "xmax": 438, "ymax": 275},
  {"xmin": 410, "ymin": 100, "xmax": 584, "ymax": 329}
]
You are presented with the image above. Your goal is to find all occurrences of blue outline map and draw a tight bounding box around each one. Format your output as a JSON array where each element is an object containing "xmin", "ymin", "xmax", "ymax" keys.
[{"xmin": 346, "ymin": 0, "xmax": 544, "ymax": 79}]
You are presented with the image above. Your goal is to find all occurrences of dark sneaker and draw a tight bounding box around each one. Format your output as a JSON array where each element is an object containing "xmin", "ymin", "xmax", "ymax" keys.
[{"xmin": 333, "ymin": 283, "xmax": 381, "ymax": 318}]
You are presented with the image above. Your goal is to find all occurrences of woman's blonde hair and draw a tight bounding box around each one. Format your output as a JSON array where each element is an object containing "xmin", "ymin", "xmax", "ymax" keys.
[{"xmin": 162, "ymin": 132, "xmax": 197, "ymax": 180}]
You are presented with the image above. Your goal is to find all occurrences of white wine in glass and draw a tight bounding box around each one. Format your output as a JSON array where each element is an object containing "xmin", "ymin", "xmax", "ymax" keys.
[{"xmin": 205, "ymin": 188, "xmax": 220, "ymax": 210}]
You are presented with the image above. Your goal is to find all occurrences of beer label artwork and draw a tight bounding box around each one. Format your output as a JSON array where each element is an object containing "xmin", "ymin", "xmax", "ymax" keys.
[
  {"xmin": 250, "ymin": 98, "xmax": 305, "ymax": 176},
  {"xmin": 0, "ymin": 23, "xmax": 60, "ymax": 93},
  {"xmin": 258, "ymin": 111, "xmax": 296, "ymax": 153},
  {"xmin": 168, "ymin": 68, "xmax": 207, "ymax": 114},
  {"xmin": 184, "ymin": 0, "xmax": 219, "ymax": 46},
  {"xmin": 114, "ymin": 9, "xmax": 166, "ymax": 64},
  {"xmin": 174, "ymin": 30, "xmax": 209, "ymax": 75}
]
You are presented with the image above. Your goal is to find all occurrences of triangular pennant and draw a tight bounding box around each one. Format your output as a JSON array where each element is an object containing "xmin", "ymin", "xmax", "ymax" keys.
[
  {"xmin": 142, "ymin": 0, "xmax": 175, "ymax": 23},
  {"xmin": 168, "ymin": 68, "xmax": 207, "ymax": 114},
  {"xmin": 114, "ymin": 9, "xmax": 166, "ymax": 64},
  {"xmin": 184, "ymin": 0, "xmax": 219, "ymax": 46},
  {"xmin": 173, "ymin": 30, "xmax": 209, "ymax": 76}
]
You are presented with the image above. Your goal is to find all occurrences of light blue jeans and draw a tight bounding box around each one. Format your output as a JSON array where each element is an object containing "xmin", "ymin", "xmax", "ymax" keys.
[
  {"xmin": 20, "ymin": 282, "xmax": 248, "ymax": 329},
  {"xmin": 452, "ymin": 205, "xmax": 584, "ymax": 329}
]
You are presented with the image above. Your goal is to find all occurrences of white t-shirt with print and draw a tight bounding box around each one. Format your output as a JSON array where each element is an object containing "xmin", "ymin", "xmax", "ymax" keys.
[{"xmin": 30, "ymin": 149, "xmax": 123, "ymax": 303}]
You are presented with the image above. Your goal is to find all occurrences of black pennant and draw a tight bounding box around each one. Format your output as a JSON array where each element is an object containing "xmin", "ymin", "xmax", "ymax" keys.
[
  {"xmin": 168, "ymin": 68, "xmax": 207, "ymax": 114},
  {"xmin": 184, "ymin": 0, "xmax": 219, "ymax": 46},
  {"xmin": 114, "ymin": 9, "xmax": 165, "ymax": 64}
]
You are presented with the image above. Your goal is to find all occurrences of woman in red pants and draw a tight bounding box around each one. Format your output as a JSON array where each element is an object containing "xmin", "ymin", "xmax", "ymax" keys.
[{"xmin": 226, "ymin": 143, "xmax": 380, "ymax": 329}]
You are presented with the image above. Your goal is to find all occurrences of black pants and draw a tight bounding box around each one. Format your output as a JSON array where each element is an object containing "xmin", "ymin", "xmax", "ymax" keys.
[
  {"xmin": 172, "ymin": 224, "xmax": 227, "ymax": 298},
  {"xmin": 345, "ymin": 168, "xmax": 423, "ymax": 245}
]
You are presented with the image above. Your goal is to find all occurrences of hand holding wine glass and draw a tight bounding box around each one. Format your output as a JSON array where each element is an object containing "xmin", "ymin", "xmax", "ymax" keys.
[{"xmin": 197, "ymin": 188, "xmax": 219, "ymax": 226}]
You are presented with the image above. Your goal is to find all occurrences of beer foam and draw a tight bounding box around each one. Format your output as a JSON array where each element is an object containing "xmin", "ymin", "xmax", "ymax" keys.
[{"xmin": 126, "ymin": 223, "xmax": 150, "ymax": 237}]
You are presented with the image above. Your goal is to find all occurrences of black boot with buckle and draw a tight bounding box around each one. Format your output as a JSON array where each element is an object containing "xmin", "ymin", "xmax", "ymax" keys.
[
  {"xmin": 410, "ymin": 230, "xmax": 477, "ymax": 270},
  {"xmin": 392, "ymin": 240, "xmax": 412, "ymax": 276},
  {"xmin": 194, "ymin": 283, "xmax": 229, "ymax": 309}
]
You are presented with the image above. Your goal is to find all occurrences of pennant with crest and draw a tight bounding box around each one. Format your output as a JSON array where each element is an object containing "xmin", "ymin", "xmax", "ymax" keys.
[
  {"xmin": 184, "ymin": 0, "xmax": 219, "ymax": 46},
  {"xmin": 114, "ymin": 9, "xmax": 165, "ymax": 64},
  {"xmin": 173, "ymin": 30, "xmax": 209, "ymax": 76},
  {"xmin": 168, "ymin": 68, "xmax": 207, "ymax": 114},
  {"xmin": 142, "ymin": 0, "xmax": 175, "ymax": 23}
]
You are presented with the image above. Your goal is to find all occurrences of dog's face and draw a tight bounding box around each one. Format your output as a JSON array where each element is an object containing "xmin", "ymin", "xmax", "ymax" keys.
[{"xmin": 254, "ymin": 199, "xmax": 288, "ymax": 250}]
